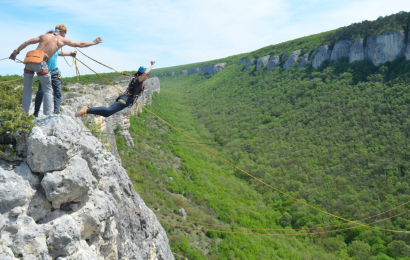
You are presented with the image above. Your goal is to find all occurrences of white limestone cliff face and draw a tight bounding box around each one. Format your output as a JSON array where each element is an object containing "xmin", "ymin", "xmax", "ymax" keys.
[
  {"xmin": 330, "ymin": 40, "xmax": 350, "ymax": 61},
  {"xmin": 267, "ymin": 56, "xmax": 280, "ymax": 71},
  {"xmin": 283, "ymin": 50, "xmax": 301, "ymax": 69},
  {"xmin": 312, "ymin": 45, "xmax": 331, "ymax": 68},
  {"xmin": 349, "ymin": 39, "xmax": 366, "ymax": 63},
  {"xmin": 256, "ymin": 56, "xmax": 270, "ymax": 71},
  {"xmin": 245, "ymin": 58, "xmax": 255, "ymax": 69},
  {"xmin": 0, "ymin": 114, "xmax": 174, "ymax": 260},
  {"xmin": 298, "ymin": 53, "xmax": 309, "ymax": 68},
  {"xmin": 366, "ymin": 30, "xmax": 406, "ymax": 66}
]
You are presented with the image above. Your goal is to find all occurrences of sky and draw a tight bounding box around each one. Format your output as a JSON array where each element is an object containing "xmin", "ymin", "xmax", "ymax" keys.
[{"xmin": 0, "ymin": 0, "xmax": 409, "ymax": 77}]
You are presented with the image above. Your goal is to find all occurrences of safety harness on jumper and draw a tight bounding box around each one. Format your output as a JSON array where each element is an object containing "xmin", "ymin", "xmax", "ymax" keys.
[{"xmin": 116, "ymin": 76, "xmax": 144, "ymax": 107}]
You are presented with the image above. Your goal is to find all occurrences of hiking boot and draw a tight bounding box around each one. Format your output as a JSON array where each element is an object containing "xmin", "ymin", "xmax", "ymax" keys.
[{"xmin": 75, "ymin": 106, "xmax": 88, "ymax": 117}]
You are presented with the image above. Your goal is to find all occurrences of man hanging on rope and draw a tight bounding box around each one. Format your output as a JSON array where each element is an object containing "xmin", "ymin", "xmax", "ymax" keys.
[
  {"xmin": 9, "ymin": 24, "xmax": 102, "ymax": 116},
  {"xmin": 33, "ymin": 30, "xmax": 77, "ymax": 117},
  {"xmin": 75, "ymin": 61, "xmax": 155, "ymax": 118}
]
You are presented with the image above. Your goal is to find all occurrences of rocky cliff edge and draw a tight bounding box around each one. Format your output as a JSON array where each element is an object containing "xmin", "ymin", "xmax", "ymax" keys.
[{"xmin": 0, "ymin": 109, "xmax": 174, "ymax": 259}]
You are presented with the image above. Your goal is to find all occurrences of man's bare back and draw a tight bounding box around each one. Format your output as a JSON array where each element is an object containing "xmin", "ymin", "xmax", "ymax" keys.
[{"xmin": 10, "ymin": 31, "xmax": 102, "ymax": 60}]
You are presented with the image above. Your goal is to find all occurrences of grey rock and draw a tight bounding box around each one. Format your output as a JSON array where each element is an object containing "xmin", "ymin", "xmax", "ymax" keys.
[
  {"xmin": 26, "ymin": 126, "xmax": 76, "ymax": 173},
  {"xmin": 283, "ymin": 50, "xmax": 301, "ymax": 69},
  {"xmin": 167, "ymin": 72, "xmax": 175, "ymax": 76},
  {"xmin": 168, "ymin": 177, "xmax": 174, "ymax": 182},
  {"xmin": 200, "ymin": 63, "xmax": 227, "ymax": 75},
  {"xmin": 349, "ymin": 39, "xmax": 366, "ymax": 63},
  {"xmin": 309, "ymin": 48, "xmax": 318, "ymax": 61},
  {"xmin": 406, "ymin": 31, "xmax": 410, "ymax": 60},
  {"xmin": 188, "ymin": 67, "xmax": 200, "ymax": 75},
  {"xmin": 181, "ymin": 70, "xmax": 187, "ymax": 74},
  {"xmin": 238, "ymin": 58, "xmax": 247, "ymax": 66},
  {"xmin": 0, "ymin": 246, "xmax": 14, "ymax": 260},
  {"xmin": 41, "ymin": 156, "xmax": 94, "ymax": 209},
  {"xmin": 281, "ymin": 52, "xmax": 287, "ymax": 61},
  {"xmin": 98, "ymin": 176, "xmax": 122, "ymax": 203},
  {"xmin": 267, "ymin": 56, "xmax": 280, "ymax": 71},
  {"xmin": 298, "ymin": 53, "xmax": 309, "ymax": 68},
  {"xmin": 245, "ymin": 59, "xmax": 255, "ymax": 69},
  {"xmin": 156, "ymin": 74, "xmax": 164, "ymax": 78},
  {"xmin": 0, "ymin": 166, "xmax": 31, "ymax": 214},
  {"xmin": 178, "ymin": 208, "xmax": 187, "ymax": 219},
  {"xmin": 47, "ymin": 216, "xmax": 81, "ymax": 258},
  {"xmin": 331, "ymin": 40, "xmax": 350, "ymax": 61},
  {"xmin": 366, "ymin": 30, "xmax": 406, "ymax": 66},
  {"xmin": 312, "ymin": 45, "xmax": 331, "ymax": 68},
  {"xmin": 256, "ymin": 56, "xmax": 270, "ymax": 71}
]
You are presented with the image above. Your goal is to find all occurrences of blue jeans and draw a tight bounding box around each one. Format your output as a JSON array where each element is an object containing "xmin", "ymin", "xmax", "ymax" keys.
[
  {"xmin": 87, "ymin": 95, "xmax": 133, "ymax": 117},
  {"xmin": 34, "ymin": 69, "xmax": 62, "ymax": 116}
]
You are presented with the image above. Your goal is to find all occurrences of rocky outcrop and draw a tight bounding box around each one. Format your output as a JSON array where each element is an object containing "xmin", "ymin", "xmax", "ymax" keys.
[
  {"xmin": 238, "ymin": 58, "xmax": 247, "ymax": 66},
  {"xmin": 181, "ymin": 70, "xmax": 187, "ymax": 74},
  {"xmin": 245, "ymin": 59, "xmax": 255, "ymax": 69},
  {"xmin": 283, "ymin": 50, "xmax": 301, "ymax": 69},
  {"xmin": 298, "ymin": 53, "xmax": 309, "ymax": 68},
  {"xmin": 331, "ymin": 40, "xmax": 350, "ymax": 61},
  {"xmin": 312, "ymin": 45, "xmax": 331, "ymax": 68},
  {"xmin": 366, "ymin": 30, "xmax": 406, "ymax": 65},
  {"xmin": 256, "ymin": 56, "xmax": 270, "ymax": 71},
  {"xmin": 167, "ymin": 72, "xmax": 175, "ymax": 77},
  {"xmin": 0, "ymin": 114, "xmax": 174, "ymax": 259},
  {"xmin": 349, "ymin": 39, "xmax": 365, "ymax": 63},
  {"xmin": 201, "ymin": 63, "xmax": 227, "ymax": 75},
  {"xmin": 281, "ymin": 52, "xmax": 287, "ymax": 61},
  {"xmin": 267, "ymin": 56, "xmax": 280, "ymax": 71},
  {"xmin": 188, "ymin": 67, "xmax": 200, "ymax": 75}
]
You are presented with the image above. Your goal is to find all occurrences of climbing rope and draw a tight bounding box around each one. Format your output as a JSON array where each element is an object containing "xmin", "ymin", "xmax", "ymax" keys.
[
  {"xmin": 61, "ymin": 48, "xmax": 81, "ymax": 81},
  {"xmin": 69, "ymin": 54, "xmax": 409, "ymax": 233},
  {"xmin": 118, "ymin": 207, "xmax": 410, "ymax": 236},
  {"xmin": 122, "ymin": 199, "xmax": 410, "ymax": 232}
]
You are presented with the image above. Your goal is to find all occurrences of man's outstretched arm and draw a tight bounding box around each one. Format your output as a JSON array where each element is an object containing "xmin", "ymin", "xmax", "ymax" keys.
[
  {"xmin": 63, "ymin": 37, "xmax": 103, "ymax": 48},
  {"xmin": 138, "ymin": 61, "xmax": 156, "ymax": 82},
  {"xmin": 9, "ymin": 36, "xmax": 40, "ymax": 60}
]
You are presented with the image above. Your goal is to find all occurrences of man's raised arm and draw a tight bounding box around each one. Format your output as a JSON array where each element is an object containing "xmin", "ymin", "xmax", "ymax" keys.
[
  {"xmin": 9, "ymin": 36, "xmax": 40, "ymax": 60},
  {"xmin": 63, "ymin": 37, "xmax": 103, "ymax": 48}
]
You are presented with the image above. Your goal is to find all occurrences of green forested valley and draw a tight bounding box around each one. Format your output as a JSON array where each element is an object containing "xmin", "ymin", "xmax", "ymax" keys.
[{"xmin": 115, "ymin": 12, "xmax": 410, "ymax": 260}]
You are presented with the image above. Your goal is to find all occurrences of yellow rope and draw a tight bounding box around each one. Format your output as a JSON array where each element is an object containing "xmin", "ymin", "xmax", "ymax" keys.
[
  {"xmin": 76, "ymin": 57, "xmax": 408, "ymax": 233},
  {"xmin": 0, "ymin": 78, "xmax": 23, "ymax": 85},
  {"xmin": 61, "ymin": 48, "xmax": 81, "ymax": 81}
]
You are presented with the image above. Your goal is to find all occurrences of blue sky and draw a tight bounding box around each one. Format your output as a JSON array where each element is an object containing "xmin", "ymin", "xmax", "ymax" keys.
[{"xmin": 1, "ymin": 0, "xmax": 409, "ymax": 77}]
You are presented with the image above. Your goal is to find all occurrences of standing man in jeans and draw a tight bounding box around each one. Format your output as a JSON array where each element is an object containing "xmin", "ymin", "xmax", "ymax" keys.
[
  {"xmin": 9, "ymin": 24, "xmax": 102, "ymax": 116},
  {"xmin": 33, "ymin": 31, "xmax": 77, "ymax": 117}
]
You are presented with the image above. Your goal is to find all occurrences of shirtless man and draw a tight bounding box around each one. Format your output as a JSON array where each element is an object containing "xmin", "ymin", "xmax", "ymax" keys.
[{"xmin": 9, "ymin": 24, "xmax": 102, "ymax": 116}]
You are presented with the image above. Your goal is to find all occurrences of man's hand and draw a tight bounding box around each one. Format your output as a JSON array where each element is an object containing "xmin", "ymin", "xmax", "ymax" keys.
[
  {"xmin": 93, "ymin": 37, "xmax": 103, "ymax": 45},
  {"xmin": 71, "ymin": 51, "xmax": 77, "ymax": 57},
  {"xmin": 9, "ymin": 50, "xmax": 18, "ymax": 61},
  {"xmin": 150, "ymin": 61, "xmax": 155, "ymax": 66}
]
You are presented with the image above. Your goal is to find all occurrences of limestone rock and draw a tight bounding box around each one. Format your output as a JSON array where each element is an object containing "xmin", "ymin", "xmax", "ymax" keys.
[
  {"xmin": 98, "ymin": 176, "xmax": 122, "ymax": 203},
  {"xmin": 298, "ymin": 53, "xmax": 309, "ymax": 68},
  {"xmin": 238, "ymin": 58, "xmax": 247, "ymax": 66},
  {"xmin": 0, "ymin": 165, "xmax": 32, "ymax": 214},
  {"xmin": 281, "ymin": 52, "xmax": 287, "ymax": 61},
  {"xmin": 46, "ymin": 216, "xmax": 81, "ymax": 258},
  {"xmin": 41, "ymin": 156, "xmax": 95, "ymax": 209},
  {"xmin": 331, "ymin": 40, "xmax": 350, "ymax": 61},
  {"xmin": 0, "ymin": 245, "xmax": 14, "ymax": 260},
  {"xmin": 366, "ymin": 31, "xmax": 406, "ymax": 66},
  {"xmin": 309, "ymin": 48, "xmax": 318, "ymax": 61},
  {"xmin": 178, "ymin": 208, "xmax": 187, "ymax": 219},
  {"xmin": 26, "ymin": 127, "xmax": 76, "ymax": 173},
  {"xmin": 167, "ymin": 72, "xmax": 175, "ymax": 76},
  {"xmin": 267, "ymin": 56, "xmax": 280, "ymax": 71},
  {"xmin": 181, "ymin": 70, "xmax": 187, "ymax": 74},
  {"xmin": 200, "ymin": 63, "xmax": 227, "ymax": 75},
  {"xmin": 349, "ymin": 39, "xmax": 365, "ymax": 63},
  {"xmin": 245, "ymin": 59, "xmax": 255, "ymax": 69},
  {"xmin": 283, "ymin": 50, "xmax": 301, "ymax": 69},
  {"xmin": 312, "ymin": 45, "xmax": 331, "ymax": 68},
  {"xmin": 256, "ymin": 56, "xmax": 270, "ymax": 71},
  {"xmin": 188, "ymin": 67, "xmax": 200, "ymax": 75}
]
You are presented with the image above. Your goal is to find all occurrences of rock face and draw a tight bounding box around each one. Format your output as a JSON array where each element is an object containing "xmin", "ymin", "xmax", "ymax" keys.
[
  {"xmin": 312, "ymin": 45, "xmax": 331, "ymax": 68},
  {"xmin": 0, "ymin": 115, "xmax": 174, "ymax": 259},
  {"xmin": 181, "ymin": 70, "xmax": 187, "ymax": 74},
  {"xmin": 407, "ymin": 31, "xmax": 410, "ymax": 60},
  {"xmin": 366, "ymin": 30, "xmax": 406, "ymax": 66},
  {"xmin": 298, "ymin": 53, "xmax": 309, "ymax": 68},
  {"xmin": 267, "ymin": 56, "xmax": 280, "ymax": 71},
  {"xmin": 167, "ymin": 72, "xmax": 175, "ymax": 77},
  {"xmin": 238, "ymin": 58, "xmax": 247, "ymax": 66},
  {"xmin": 349, "ymin": 39, "xmax": 365, "ymax": 63},
  {"xmin": 188, "ymin": 67, "xmax": 200, "ymax": 75},
  {"xmin": 283, "ymin": 50, "xmax": 301, "ymax": 69},
  {"xmin": 331, "ymin": 40, "xmax": 350, "ymax": 61},
  {"xmin": 201, "ymin": 63, "xmax": 227, "ymax": 75},
  {"xmin": 245, "ymin": 59, "xmax": 255, "ymax": 69},
  {"xmin": 256, "ymin": 56, "xmax": 270, "ymax": 71}
]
